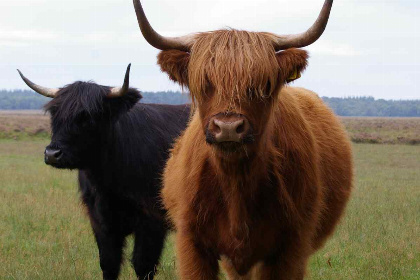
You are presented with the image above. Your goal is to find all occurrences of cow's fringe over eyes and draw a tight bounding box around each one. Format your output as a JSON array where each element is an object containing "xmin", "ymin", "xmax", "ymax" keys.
[{"xmin": 189, "ymin": 30, "xmax": 280, "ymax": 105}]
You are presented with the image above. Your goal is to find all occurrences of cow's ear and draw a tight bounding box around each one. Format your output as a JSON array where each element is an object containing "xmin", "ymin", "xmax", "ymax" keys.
[
  {"xmin": 104, "ymin": 88, "xmax": 142, "ymax": 120},
  {"xmin": 275, "ymin": 48, "xmax": 309, "ymax": 83},
  {"xmin": 157, "ymin": 50, "xmax": 190, "ymax": 87}
]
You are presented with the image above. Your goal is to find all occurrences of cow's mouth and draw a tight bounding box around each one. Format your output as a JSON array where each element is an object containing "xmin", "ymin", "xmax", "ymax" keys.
[
  {"xmin": 44, "ymin": 150, "xmax": 79, "ymax": 170},
  {"xmin": 46, "ymin": 159, "xmax": 77, "ymax": 170},
  {"xmin": 213, "ymin": 142, "xmax": 245, "ymax": 154}
]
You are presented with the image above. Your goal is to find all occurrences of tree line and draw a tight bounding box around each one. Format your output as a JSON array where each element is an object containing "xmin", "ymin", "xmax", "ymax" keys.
[
  {"xmin": 322, "ymin": 96, "xmax": 419, "ymax": 117},
  {"xmin": 0, "ymin": 90, "xmax": 418, "ymax": 117}
]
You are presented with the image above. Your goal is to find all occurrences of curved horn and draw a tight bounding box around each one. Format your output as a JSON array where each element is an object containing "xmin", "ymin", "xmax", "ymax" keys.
[
  {"xmin": 107, "ymin": 64, "xmax": 132, "ymax": 98},
  {"xmin": 16, "ymin": 70, "xmax": 59, "ymax": 98},
  {"xmin": 133, "ymin": 0, "xmax": 195, "ymax": 51},
  {"xmin": 273, "ymin": 0, "xmax": 334, "ymax": 51}
]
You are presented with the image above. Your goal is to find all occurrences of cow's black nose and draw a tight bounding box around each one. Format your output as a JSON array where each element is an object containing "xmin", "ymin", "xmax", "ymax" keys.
[{"xmin": 44, "ymin": 148, "xmax": 62, "ymax": 164}]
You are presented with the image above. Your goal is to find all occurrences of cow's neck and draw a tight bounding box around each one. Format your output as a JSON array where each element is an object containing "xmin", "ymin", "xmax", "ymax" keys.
[
  {"xmin": 211, "ymin": 117, "xmax": 274, "ymax": 192},
  {"xmin": 83, "ymin": 123, "xmax": 123, "ymax": 187},
  {"xmin": 210, "ymin": 134, "xmax": 273, "ymax": 241}
]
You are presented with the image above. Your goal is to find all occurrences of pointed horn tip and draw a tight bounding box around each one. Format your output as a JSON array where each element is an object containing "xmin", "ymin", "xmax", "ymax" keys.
[
  {"xmin": 125, "ymin": 64, "xmax": 131, "ymax": 80},
  {"xmin": 273, "ymin": 0, "xmax": 334, "ymax": 50},
  {"xmin": 16, "ymin": 69, "xmax": 29, "ymax": 82},
  {"xmin": 15, "ymin": 70, "xmax": 58, "ymax": 98},
  {"xmin": 16, "ymin": 69, "xmax": 29, "ymax": 83},
  {"xmin": 133, "ymin": 0, "xmax": 192, "ymax": 51},
  {"xmin": 107, "ymin": 64, "xmax": 132, "ymax": 98}
]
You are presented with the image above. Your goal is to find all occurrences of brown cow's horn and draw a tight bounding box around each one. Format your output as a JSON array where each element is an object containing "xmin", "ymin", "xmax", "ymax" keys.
[
  {"xmin": 133, "ymin": 0, "xmax": 195, "ymax": 51},
  {"xmin": 17, "ymin": 69, "xmax": 59, "ymax": 98},
  {"xmin": 273, "ymin": 0, "xmax": 334, "ymax": 51},
  {"xmin": 107, "ymin": 64, "xmax": 132, "ymax": 98}
]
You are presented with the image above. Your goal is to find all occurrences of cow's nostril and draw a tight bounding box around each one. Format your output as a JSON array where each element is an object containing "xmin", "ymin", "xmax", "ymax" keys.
[
  {"xmin": 212, "ymin": 120, "xmax": 221, "ymax": 134},
  {"xmin": 54, "ymin": 150, "xmax": 62, "ymax": 159},
  {"xmin": 236, "ymin": 122, "xmax": 245, "ymax": 134}
]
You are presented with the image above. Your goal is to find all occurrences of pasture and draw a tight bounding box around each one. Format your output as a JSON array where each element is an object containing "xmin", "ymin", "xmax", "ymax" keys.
[{"xmin": 0, "ymin": 117, "xmax": 419, "ymax": 279}]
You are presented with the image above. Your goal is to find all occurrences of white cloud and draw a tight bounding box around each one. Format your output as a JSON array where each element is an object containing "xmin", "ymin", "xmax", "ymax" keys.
[
  {"xmin": 0, "ymin": 28, "xmax": 142, "ymax": 46},
  {"xmin": 1, "ymin": 0, "xmax": 419, "ymax": 99},
  {"xmin": 307, "ymin": 41, "xmax": 362, "ymax": 56},
  {"xmin": 0, "ymin": 29, "xmax": 57, "ymax": 42}
]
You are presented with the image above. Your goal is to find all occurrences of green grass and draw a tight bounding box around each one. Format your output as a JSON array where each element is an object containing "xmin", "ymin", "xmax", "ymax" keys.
[
  {"xmin": 309, "ymin": 144, "xmax": 419, "ymax": 279},
  {"xmin": 0, "ymin": 140, "xmax": 418, "ymax": 279}
]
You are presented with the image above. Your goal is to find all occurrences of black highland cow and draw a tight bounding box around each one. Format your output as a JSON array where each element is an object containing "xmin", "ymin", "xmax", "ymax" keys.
[{"xmin": 17, "ymin": 65, "xmax": 190, "ymax": 280}]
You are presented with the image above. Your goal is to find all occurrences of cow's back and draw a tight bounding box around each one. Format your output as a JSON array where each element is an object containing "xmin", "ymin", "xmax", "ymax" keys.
[
  {"xmin": 279, "ymin": 87, "xmax": 353, "ymax": 249},
  {"xmin": 79, "ymin": 103, "xmax": 190, "ymax": 222}
]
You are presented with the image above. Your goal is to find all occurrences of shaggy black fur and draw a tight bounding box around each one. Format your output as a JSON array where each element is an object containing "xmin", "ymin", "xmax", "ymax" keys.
[{"xmin": 44, "ymin": 81, "xmax": 190, "ymax": 280}]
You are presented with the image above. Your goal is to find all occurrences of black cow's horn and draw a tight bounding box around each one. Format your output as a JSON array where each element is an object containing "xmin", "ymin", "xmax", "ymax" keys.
[
  {"xmin": 133, "ymin": 0, "xmax": 195, "ymax": 51},
  {"xmin": 107, "ymin": 64, "xmax": 132, "ymax": 98},
  {"xmin": 272, "ymin": 0, "xmax": 334, "ymax": 50},
  {"xmin": 17, "ymin": 70, "xmax": 59, "ymax": 98}
]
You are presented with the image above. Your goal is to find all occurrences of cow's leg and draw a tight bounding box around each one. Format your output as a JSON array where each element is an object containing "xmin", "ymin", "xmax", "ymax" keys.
[
  {"xmin": 131, "ymin": 218, "xmax": 167, "ymax": 280},
  {"xmin": 175, "ymin": 231, "xmax": 219, "ymax": 280},
  {"xmin": 80, "ymin": 175, "xmax": 125, "ymax": 280},
  {"xmin": 257, "ymin": 251, "xmax": 309, "ymax": 280},
  {"xmin": 220, "ymin": 257, "xmax": 256, "ymax": 280},
  {"xmin": 257, "ymin": 260, "xmax": 306, "ymax": 280},
  {"xmin": 92, "ymin": 225, "xmax": 125, "ymax": 280},
  {"xmin": 85, "ymin": 197, "xmax": 125, "ymax": 280}
]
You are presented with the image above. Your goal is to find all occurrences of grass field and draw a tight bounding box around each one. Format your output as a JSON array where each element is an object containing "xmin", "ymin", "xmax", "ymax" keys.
[{"xmin": 0, "ymin": 139, "xmax": 418, "ymax": 279}]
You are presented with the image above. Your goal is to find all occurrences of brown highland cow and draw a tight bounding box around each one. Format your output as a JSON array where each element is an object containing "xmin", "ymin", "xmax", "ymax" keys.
[{"xmin": 133, "ymin": 0, "xmax": 352, "ymax": 279}]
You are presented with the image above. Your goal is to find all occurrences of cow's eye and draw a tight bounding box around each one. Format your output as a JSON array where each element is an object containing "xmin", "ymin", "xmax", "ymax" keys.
[
  {"xmin": 204, "ymin": 82, "xmax": 215, "ymax": 99},
  {"xmin": 264, "ymin": 81, "xmax": 272, "ymax": 97},
  {"xmin": 247, "ymin": 88, "xmax": 255, "ymax": 100},
  {"xmin": 74, "ymin": 114, "xmax": 92, "ymax": 129}
]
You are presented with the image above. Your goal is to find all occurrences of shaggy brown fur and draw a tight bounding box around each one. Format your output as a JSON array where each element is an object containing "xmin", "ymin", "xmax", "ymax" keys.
[{"xmin": 160, "ymin": 29, "xmax": 353, "ymax": 280}]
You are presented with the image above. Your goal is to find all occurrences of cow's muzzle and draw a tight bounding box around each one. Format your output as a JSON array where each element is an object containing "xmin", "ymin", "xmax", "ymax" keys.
[
  {"xmin": 44, "ymin": 147, "xmax": 63, "ymax": 165},
  {"xmin": 206, "ymin": 113, "xmax": 253, "ymax": 145}
]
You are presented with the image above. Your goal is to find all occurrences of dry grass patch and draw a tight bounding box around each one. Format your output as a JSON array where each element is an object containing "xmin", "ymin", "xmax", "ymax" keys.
[
  {"xmin": 341, "ymin": 117, "xmax": 420, "ymax": 145},
  {"xmin": 1, "ymin": 112, "xmax": 419, "ymax": 145},
  {"xmin": 0, "ymin": 111, "xmax": 50, "ymax": 140}
]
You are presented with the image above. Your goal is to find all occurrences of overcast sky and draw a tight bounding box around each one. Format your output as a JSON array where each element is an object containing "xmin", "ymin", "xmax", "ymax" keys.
[{"xmin": 1, "ymin": 0, "xmax": 419, "ymax": 99}]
